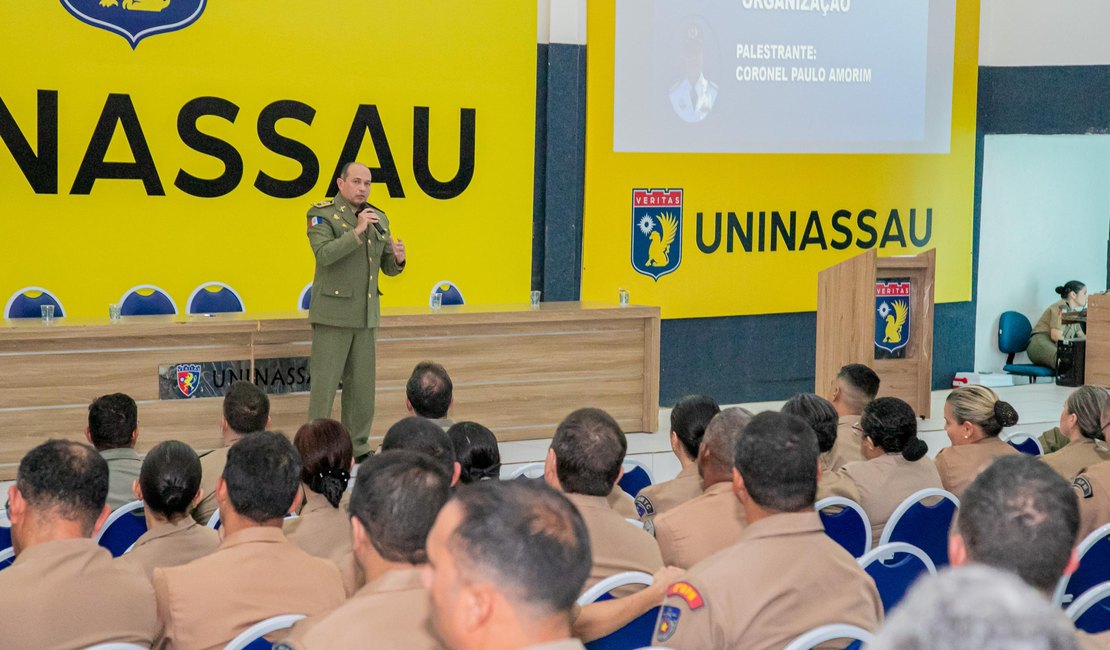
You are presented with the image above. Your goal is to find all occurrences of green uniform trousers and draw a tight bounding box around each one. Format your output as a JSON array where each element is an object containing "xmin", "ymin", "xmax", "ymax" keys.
[{"xmin": 308, "ymin": 323, "xmax": 377, "ymax": 457}]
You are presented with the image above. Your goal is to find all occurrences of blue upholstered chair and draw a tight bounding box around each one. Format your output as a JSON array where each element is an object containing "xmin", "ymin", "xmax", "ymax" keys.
[
  {"xmin": 1000, "ymin": 430, "xmax": 1044, "ymax": 456},
  {"xmin": 1054, "ymin": 524, "xmax": 1110, "ymax": 608},
  {"xmin": 0, "ymin": 521, "xmax": 10, "ymax": 551},
  {"xmin": 858, "ymin": 542, "xmax": 936, "ymax": 613},
  {"xmin": 1067, "ymin": 581, "xmax": 1110, "ymax": 635},
  {"xmin": 783, "ymin": 624, "xmax": 875, "ymax": 650},
  {"xmin": 618, "ymin": 459, "xmax": 654, "ymax": 497},
  {"xmin": 879, "ymin": 488, "xmax": 960, "ymax": 568},
  {"xmin": 94, "ymin": 500, "xmax": 148, "ymax": 558},
  {"xmin": 186, "ymin": 282, "xmax": 245, "ymax": 314},
  {"xmin": 998, "ymin": 311, "xmax": 1055, "ymax": 382},
  {"xmin": 5, "ymin": 287, "xmax": 65, "ymax": 319},
  {"xmin": 0, "ymin": 547, "xmax": 14, "ymax": 572},
  {"xmin": 224, "ymin": 613, "xmax": 306, "ymax": 650},
  {"xmin": 119, "ymin": 285, "xmax": 177, "ymax": 316},
  {"xmin": 298, "ymin": 283, "xmax": 312, "ymax": 310},
  {"xmin": 815, "ymin": 497, "xmax": 871, "ymax": 558},
  {"xmin": 430, "ymin": 280, "xmax": 465, "ymax": 307},
  {"xmin": 576, "ymin": 571, "xmax": 657, "ymax": 650}
]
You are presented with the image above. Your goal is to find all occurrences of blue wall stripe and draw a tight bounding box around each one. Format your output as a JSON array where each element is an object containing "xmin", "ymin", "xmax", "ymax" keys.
[{"xmin": 532, "ymin": 44, "xmax": 549, "ymax": 293}]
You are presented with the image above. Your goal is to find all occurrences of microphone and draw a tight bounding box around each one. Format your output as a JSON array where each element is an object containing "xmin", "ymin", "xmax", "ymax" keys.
[{"xmin": 358, "ymin": 202, "xmax": 386, "ymax": 236}]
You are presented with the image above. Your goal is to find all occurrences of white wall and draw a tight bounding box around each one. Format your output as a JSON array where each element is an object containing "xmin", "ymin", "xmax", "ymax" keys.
[
  {"xmin": 538, "ymin": 0, "xmax": 585, "ymax": 45},
  {"xmin": 980, "ymin": 0, "xmax": 1110, "ymax": 66},
  {"xmin": 974, "ymin": 135, "xmax": 1110, "ymax": 372}
]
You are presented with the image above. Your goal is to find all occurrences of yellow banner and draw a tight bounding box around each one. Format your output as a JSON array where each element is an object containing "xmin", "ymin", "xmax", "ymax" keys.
[
  {"xmin": 582, "ymin": 1, "xmax": 979, "ymax": 319},
  {"xmin": 0, "ymin": 1, "xmax": 535, "ymax": 317}
]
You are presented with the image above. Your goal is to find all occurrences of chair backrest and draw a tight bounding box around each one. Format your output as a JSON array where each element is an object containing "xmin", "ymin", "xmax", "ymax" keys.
[
  {"xmin": 618, "ymin": 459, "xmax": 654, "ymax": 497},
  {"xmin": 858, "ymin": 542, "xmax": 937, "ymax": 613},
  {"xmin": 1066, "ymin": 580, "xmax": 1110, "ymax": 635},
  {"xmin": 879, "ymin": 488, "xmax": 960, "ymax": 568},
  {"xmin": 0, "ymin": 522, "xmax": 10, "ymax": 552},
  {"xmin": 587, "ymin": 606, "xmax": 662, "ymax": 650},
  {"xmin": 577, "ymin": 571, "xmax": 654, "ymax": 607},
  {"xmin": 224, "ymin": 614, "xmax": 306, "ymax": 650},
  {"xmin": 998, "ymin": 311, "xmax": 1033, "ymax": 355},
  {"xmin": 783, "ymin": 624, "xmax": 876, "ymax": 650},
  {"xmin": 187, "ymin": 282, "xmax": 245, "ymax": 314},
  {"xmin": 509, "ymin": 463, "xmax": 546, "ymax": 480},
  {"xmin": 999, "ymin": 430, "xmax": 1044, "ymax": 456},
  {"xmin": 1054, "ymin": 523, "xmax": 1110, "ymax": 607},
  {"xmin": 5, "ymin": 287, "xmax": 65, "ymax": 319},
  {"xmin": 431, "ymin": 280, "xmax": 465, "ymax": 306},
  {"xmin": 94, "ymin": 500, "xmax": 148, "ymax": 558},
  {"xmin": 207, "ymin": 508, "xmax": 222, "ymax": 530},
  {"xmin": 298, "ymin": 283, "xmax": 312, "ymax": 310},
  {"xmin": 119, "ymin": 285, "xmax": 178, "ymax": 316},
  {"xmin": 815, "ymin": 497, "xmax": 872, "ymax": 558},
  {"xmin": 0, "ymin": 547, "xmax": 14, "ymax": 571},
  {"xmin": 82, "ymin": 644, "xmax": 151, "ymax": 650}
]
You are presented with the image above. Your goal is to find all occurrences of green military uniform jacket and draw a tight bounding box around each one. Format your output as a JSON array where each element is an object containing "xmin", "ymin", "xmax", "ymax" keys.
[{"xmin": 306, "ymin": 194, "xmax": 405, "ymax": 328}]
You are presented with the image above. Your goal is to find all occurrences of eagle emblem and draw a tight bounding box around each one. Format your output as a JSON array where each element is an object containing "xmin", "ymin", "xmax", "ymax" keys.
[
  {"xmin": 875, "ymin": 281, "xmax": 911, "ymax": 357},
  {"xmin": 60, "ymin": 0, "xmax": 206, "ymax": 48},
  {"xmin": 631, "ymin": 188, "xmax": 683, "ymax": 281}
]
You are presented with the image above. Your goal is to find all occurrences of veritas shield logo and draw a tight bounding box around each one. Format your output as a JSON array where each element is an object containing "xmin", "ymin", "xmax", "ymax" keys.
[
  {"xmin": 875, "ymin": 281, "xmax": 911, "ymax": 355},
  {"xmin": 631, "ymin": 188, "xmax": 683, "ymax": 281},
  {"xmin": 59, "ymin": 0, "xmax": 207, "ymax": 49},
  {"xmin": 176, "ymin": 363, "xmax": 202, "ymax": 398}
]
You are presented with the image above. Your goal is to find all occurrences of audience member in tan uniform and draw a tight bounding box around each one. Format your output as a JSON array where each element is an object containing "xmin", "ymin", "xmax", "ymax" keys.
[
  {"xmin": 86, "ymin": 392, "xmax": 144, "ymax": 511},
  {"xmin": 635, "ymin": 395, "xmax": 720, "ymax": 522},
  {"xmin": 447, "ymin": 421, "xmax": 502, "ymax": 484},
  {"xmin": 425, "ymin": 480, "xmax": 592, "ymax": 650},
  {"xmin": 381, "ymin": 416, "xmax": 463, "ymax": 486},
  {"xmin": 284, "ymin": 419, "xmax": 358, "ymax": 593},
  {"xmin": 0, "ymin": 439, "xmax": 159, "ymax": 649},
  {"xmin": 544, "ymin": 407, "xmax": 663, "ymax": 593},
  {"xmin": 192, "ymin": 380, "xmax": 271, "ymax": 524},
  {"xmin": 839, "ymin": 397, "xmax": 942, "ymax": 547},
  {"xmin": 947, "ymin": 455, "xmax": 1106, "ymax": 650},
  {"xmin": 283, "ymin": 450, "xmax": 452, "ymax": 650},
  {"xmin": 154, "ymin": 432, "xmax": 345, "ymax": 650},
  {"xmin": 870, "ymin": 565, "xmax": 1085, "ymax": 650},
  {"xmin": 1075, "ymin": 460, "xmax": 1110, "ymax": 540},
  {"xmin": 935, "ymin": 385, "xmax": 1019, "ymax": 499},
  {"xmin": 827, "ymin": 363, "xmax": 881, "ymax": 469},
  {"xmin": 652, "ymin": 407, "xmax": 751, "ymax": 568},
  {"xmin": 654, "ymin": 412, "xmax": 882, "ymax": 649},
  {"xmin": 406, "ymin": 361, "xmax": 456, "ymax": 431},
  {"xmin": 1041, "ymin": 385, "xmax": 1110, "ymax": 481},
  {"xmin": 782, "ymin": 393, "xmax": 861, "ymax": 503},
  {"xmin": 119, "ymin": 441, "xmax": 219, "ymax": 579}
]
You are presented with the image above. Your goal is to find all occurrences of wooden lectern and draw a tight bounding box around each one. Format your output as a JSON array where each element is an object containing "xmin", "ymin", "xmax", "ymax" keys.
[
  {"xmin": 1087, "ymin": 292, "xmax": 1110, "ymax": 386},
  {"xmin": 815, "ymin": 250, "xmax": 936, "ymax": 418}
]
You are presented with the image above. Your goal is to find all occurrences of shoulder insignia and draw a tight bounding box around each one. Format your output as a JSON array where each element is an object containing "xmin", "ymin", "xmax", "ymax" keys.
[
  {"xmin": 1075, "ymin": 476, "xmax": 1094, "ymax": 499},
  {"xmin": 666, "ymin": 581, "xmax": 705, "ymax": 610},
  {"xmin": 635, "ymin": 494, "xmax": 655, "ymax": 517},
  {"xmin": 312, "ymin": 199, "xmax": 333, "ymax": 208},
  {"xmin": 644, "ymin": 518, "xmax": 656, "ymax": 538},
  {"xmin": 655, "ymin": 605, "xmax": 681, "ymax": 643}
]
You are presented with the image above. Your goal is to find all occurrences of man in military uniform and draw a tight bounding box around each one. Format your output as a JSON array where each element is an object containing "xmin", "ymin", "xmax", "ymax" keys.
[{"xmin": 306, "ymin": 162, "xmax": 406, "ymax": 458}]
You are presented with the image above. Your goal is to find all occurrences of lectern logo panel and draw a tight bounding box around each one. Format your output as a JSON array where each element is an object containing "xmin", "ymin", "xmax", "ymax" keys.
[
  {"xmin": 175, "ymin": 363, "xmax": 202, "ymax": 397},
  {"xmin": 875, "ymin": 280, "xmax": 911, "ymax": 355},
  {"xmin": 631, "ymin": 188, "xmax": 683, "ymax": 281}
]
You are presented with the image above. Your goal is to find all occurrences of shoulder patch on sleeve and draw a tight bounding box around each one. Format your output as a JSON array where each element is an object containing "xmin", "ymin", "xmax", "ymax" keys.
[
  {"xmin": 313, "ymin": 199, "xmax": 333, "ymax": 208},
  {"xmin": 655, "ymin": 605, "xmax": 681, "ymax": 643},
  {"xmin": 1075, "ymin": 476, "xmax": 1094, "ymax": 498},
  {"xmin": 644, "ymin": 518, "xmax": 656, "ymax": 538},
  {"xmin": 666, "ymin": 581, "xmax": 705, "ymax": 609},
  {"xmin": 635, "ymin": 494, "xmax": 655, "ymax": 517},
  {"xmin": 308, "ymin": 216, "xmax": 326, "ymax": 229}
]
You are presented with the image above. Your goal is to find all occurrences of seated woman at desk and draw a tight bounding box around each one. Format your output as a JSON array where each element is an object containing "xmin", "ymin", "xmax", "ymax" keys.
[{"xmin": 1027, "ymin": 280, "xmax": 1087, "ymax": 370}]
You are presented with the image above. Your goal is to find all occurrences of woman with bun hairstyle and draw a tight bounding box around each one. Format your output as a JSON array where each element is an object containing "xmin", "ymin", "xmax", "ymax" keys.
[
  {"xmin": 118, "ymin": 440, "xmax": 219, "ymax": 579},
  {"xmin": 1040, "ymin": 385, "xmax": 1110, "ymax": 480},
  {"xmin": 447, "ymin": 421, "xmax": 502, "ymax": 484},
  {"xmin": 781, "ymin": 393, "xmax": 861, "ymax": 504},
  {"xmin": 284, "ymin": 418, "xmax": 358, "ymax": 593},
  {"xmin": 838, "ymin": 397, "xmax": 942, "ymax": 547},
  {"xmin": 1028, "ymin": 281, "xmax": 1087, "ymax": 369},
  {"xmin": 935, "ymin": 385, "xmax": 1020, "ymax": 498}
]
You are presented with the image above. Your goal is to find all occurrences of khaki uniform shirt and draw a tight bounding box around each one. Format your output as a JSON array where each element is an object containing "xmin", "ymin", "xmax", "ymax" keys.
[
  {"xmin": 1032, "ymin": 299, "xmax": 1085, "ymax": 339},
  {"xmin": 293, "ymin": 568, "xmax": 441, "ymax": 650},
  {"xmin": 935, "ymin": 436, "xmax": 1018, "ymax": 499},
  {"xmin": 635, "ymin": 463, "xmax": 702, "ymax": 522},
  {"xmin": 120, "ymin": 517, "xmax": 221, "ymax": 579},
  {"xmin": 0, "ymin": 538, "xmax": 159, "ymax": 649},
  {"xmin": 192, "ymin": 446, "xmax": 229, "ymax": 524},
  {"xmin": 831, "ymin": 415, "xmax": 865, "ymax": 470},
  {"xmin": 565, "ymin": 492, "xmax": 663, "ymax": 595},
  {"xmin": 654, "ymin": 512, "xmax": 882, "ymax": 650},
  {"xmin": 607, "ymin": 485, "xmax": 639, "ymax": 519},
  {"xmin": 652, "ymin": 481, "xmax": 747, "ymax": 569},
  {"xmin": 1074, "ymin": 460, "xmax": 1110, "ymax": 541},
  {"xmin": 839, "ymin": 454, "xmax": 943, "ymax": 547},
  {"xmin": 153, "ymin": 526, "xmax": 345, "ymax": 650},
  {"xmin": 284, "ymin": 488, "xmax": 359, "ymax": 595},
  {"xmin": 102, "ymin": 447, "xmax": 143, "ymax": 512},
  {"xmin": 1042, "ymin": 438, "xmax": 1110, "ymax": 482},
  {"xmin": 817, "ymin": 452, "xmax": 862, "ymax": 504},
  {"xmin": 521, "ymin": 642, "xmax": 588, "ymax": 650}
]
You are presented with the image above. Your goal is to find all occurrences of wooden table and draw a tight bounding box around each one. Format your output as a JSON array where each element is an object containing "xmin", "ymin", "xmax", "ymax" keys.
[{"xmin": 0, "ymin": 303, "xmax": 660, "ymax": 479}]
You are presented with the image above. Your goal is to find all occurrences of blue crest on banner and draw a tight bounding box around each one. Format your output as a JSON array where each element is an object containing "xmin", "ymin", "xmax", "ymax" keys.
[
  {"xmin": 875, "ymin": 281, "xmax": 911, "ymax": 354},
  {"xmin": 59, "ymin": 0, "xmax": 206, "ymax": 48},
  {"xmin": 630, "ymin": 188, "xmax": 683, "ymax": 281}
]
